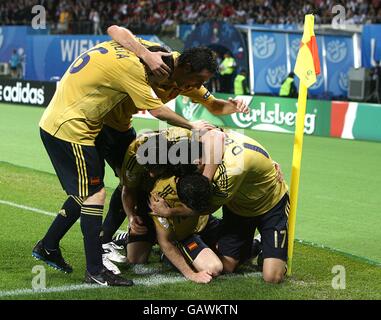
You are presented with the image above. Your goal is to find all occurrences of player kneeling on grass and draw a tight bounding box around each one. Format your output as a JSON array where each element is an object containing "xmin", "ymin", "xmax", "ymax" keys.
[
  {"xmin": 118, "ymin": 131, "xmax": 225, "ymax": 283},
  {"xmin": 150, "ymin": 129, "xmax": 289, "ymax": 284},
  {"xmin": 150, "ymin": 175, "xmax": 223, "ymax": 284},
  {"xmin": 117, "ymin": 127, "xmax": 224, "ymax": 265}
]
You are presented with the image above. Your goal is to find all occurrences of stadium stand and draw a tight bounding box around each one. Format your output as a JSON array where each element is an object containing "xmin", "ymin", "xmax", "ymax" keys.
[{"xmin": 1, "ymin": 0, "xmax": 381, "ymax": 34}]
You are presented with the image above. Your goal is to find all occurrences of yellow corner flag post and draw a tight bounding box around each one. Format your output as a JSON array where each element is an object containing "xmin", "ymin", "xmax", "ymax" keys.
[{"xmin": 287, "ymin": 14, "xmax": 321, "ymax": 276}]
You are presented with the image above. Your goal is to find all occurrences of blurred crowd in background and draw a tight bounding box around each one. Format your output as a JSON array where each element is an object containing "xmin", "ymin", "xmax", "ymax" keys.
[{"xmin": 1, "ymin": 0, "xmax": 381, "ymax": 35}]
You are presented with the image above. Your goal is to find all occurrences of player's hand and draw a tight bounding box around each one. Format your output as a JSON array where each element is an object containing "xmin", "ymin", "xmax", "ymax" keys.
[
  {"xmin": 149, "ymin": 194, "xmax": 171, "ymax": 217},
  {"xmin": 273, "ymin": 161, "xmax": 284, "ymax": 183},
  {"xmin": 141, "ymin": 50, "xmax": 173, "ymax": 78},
  {"xmin": 187, "ymin": 271, "xmax": 213, "ymax": 284},
  {"xmin": 190, "ymin": 120, "xmax": 216, "ymax": 132},
  {"xmin": 228, "ymin": 97, "xmax": 250, "ymax": 114},
  {"xmin": 129, "ymin": 215, "xmax": 148, "ymax": 235}
]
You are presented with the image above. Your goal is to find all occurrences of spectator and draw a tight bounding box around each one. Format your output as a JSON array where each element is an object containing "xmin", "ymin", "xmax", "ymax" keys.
[
  {"xmin": 57, "ymin": 5, "xmax": 70, "ymax": 34},
  {"xmin": 234, "ymin": 69, "xmax": 250, "ymax": 95},
  {"xmin": 279, "ymin": 72, "xmax": 298, "ymax": 98},
  {"xmin": 9, "ymin": 49, "xmax": 20, "ymax": 79},
  {"xmin": 219, "ymin": 51, "xmax": 236, "ymax": 94},
  {"xmin": 89, "ymin": 9, "xmax": 102, "ymax": 35}
]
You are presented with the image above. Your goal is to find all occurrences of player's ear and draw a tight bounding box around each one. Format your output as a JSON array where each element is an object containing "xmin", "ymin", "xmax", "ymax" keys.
[{"xmin": 183, "ymin": 62, "xmax": 192, "ymax": 73}]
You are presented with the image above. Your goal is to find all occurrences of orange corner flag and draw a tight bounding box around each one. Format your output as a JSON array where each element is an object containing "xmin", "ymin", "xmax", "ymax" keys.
[{"xmin": 294, "ymin": 14, "xmax": 321, "ymax": 88}]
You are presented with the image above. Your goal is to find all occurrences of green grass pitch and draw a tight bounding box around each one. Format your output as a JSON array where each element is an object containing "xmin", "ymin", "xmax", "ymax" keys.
[{"xmin": 0, "ymin": 103, "xmax": 380, "ymax": 300}]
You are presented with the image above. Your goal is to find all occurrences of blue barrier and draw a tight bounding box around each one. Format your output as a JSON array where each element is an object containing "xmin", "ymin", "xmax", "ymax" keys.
[
  {"xmin": 362, "ymin": 24, "xmax": 381, "ymax": 68},
  {"xmin": 25, "ymin": 34, "xmax": 162, "ymax": 81},
  {"xmin": 251, "ymin": 29, "xmax": 353, "ymax": 98},
  {"xmin": 0, "ymin": 27, "xmax": 162, "ymax": 81}
]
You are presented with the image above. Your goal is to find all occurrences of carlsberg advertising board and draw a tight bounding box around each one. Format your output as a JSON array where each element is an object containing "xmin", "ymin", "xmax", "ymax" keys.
[{"xmin": 176, "ymin": 93, "xmax": 331, "ymax": 137}]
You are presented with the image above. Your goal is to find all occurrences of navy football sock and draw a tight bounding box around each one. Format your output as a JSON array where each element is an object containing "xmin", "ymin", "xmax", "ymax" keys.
[
  {"xmin": 102, "ymin": 186, "xmax": 126, "ymax": 244},
  {"xmin": 80, "ymin": 204, "xmax": 104, "ymax": 275},
  {"xmin": 42, "ymin": 196, "xmax": 82, "ymax": 250}
]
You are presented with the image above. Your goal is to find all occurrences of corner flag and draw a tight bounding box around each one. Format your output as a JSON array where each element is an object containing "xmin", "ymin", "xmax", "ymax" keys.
[{"xmin": 287, "ymin": 14, "xmax": 321, "ymax": 276}]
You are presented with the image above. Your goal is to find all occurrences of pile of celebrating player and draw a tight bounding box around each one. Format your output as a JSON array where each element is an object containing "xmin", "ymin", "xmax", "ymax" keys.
[{"xmin": 32, "ymin": 25, "xmax": 289, "ymax": 286}]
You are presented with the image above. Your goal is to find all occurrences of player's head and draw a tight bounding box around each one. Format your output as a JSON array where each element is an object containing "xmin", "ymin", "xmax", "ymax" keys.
[
  {"xmin": 138, "ymin": 135, "xmax": 203, "ymax": 179},
  {"xmin": 177, "ymin": 173, "xmax": 212, "ymax": 213},
  {"xmin": 173, "ymin": 47, "xmax": 218, "ymax": 90},
  {"xmin": 142, "ymin": 46, "xmax": 174, "ymax": 81}
]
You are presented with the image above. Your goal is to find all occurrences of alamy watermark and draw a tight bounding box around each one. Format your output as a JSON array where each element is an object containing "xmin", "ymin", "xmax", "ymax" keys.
[
  {"xmin": 331, "ymin": 265, "xmax": 346, "ymax": 290},
  {"xmin": 135, "ymin": 126, "xmax": 245, "ymax": 175},
  {"xmin": 332, "ymin": 4, "xmax": 346, "ymax": 29},
  {"xmin": 32, "ymin": 265, "xmax": 46, "ymax": 290},
  {"xmin": 31, "ymin": 5, "xmax": 46, "ymax": 30}
]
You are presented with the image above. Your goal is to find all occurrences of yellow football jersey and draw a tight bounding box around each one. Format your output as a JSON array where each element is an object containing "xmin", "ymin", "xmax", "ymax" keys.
[
  {"xmin": 39, "ymin": 40, "xmax": 164, "ymax": 145},
  {"xmin": 103, "ymin": 50, "xmax": 216, "ymax": 133},
  {"xmin": 120, "ymin": 127, "xmax": 195, "ymax": 189},
  {"xmin": 211, "ymin": 129, "xmax": 288, "ymax": 217},
  {"xmin": 150, "ymin": 177, "xmax": 209, "ymax": 241}
]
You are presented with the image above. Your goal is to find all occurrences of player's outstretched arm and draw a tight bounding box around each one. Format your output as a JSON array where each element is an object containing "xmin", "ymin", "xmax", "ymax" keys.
[
  {"xmin": 155, "ymin": 225, "xmax": 212, "ymax": 284},
  {"xmin": 107, "ymin": 25, "xmax": 172, "ymax": 78},
  {"xmin": 204, "ymin": 97, "xmax": 250, "ymax": 115},
  {"xmin": 149, "ymin": 105, "xmax": 215, "ymax": 131}
]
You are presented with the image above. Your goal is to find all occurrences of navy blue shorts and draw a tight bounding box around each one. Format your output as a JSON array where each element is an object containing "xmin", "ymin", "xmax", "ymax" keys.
[
  {"xmin": 177, "ymin": 215, "xmax": 221, "ymax": 263},
  {"xmin": 218, "ymin": 193, "xmax": 289, "ymax": 262},
  {"xmin": 95, "ymin": 125, "xmax": 136, "ymax": 177},
  {"xmin": 40, "ymin": 128, "xmax": 104, "ymax": 197}
]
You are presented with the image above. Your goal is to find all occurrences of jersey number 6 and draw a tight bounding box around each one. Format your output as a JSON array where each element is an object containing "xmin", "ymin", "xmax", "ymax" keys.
[{"xmin": 69, "ymin": 47, "xmax": 108, "ymax": 74}]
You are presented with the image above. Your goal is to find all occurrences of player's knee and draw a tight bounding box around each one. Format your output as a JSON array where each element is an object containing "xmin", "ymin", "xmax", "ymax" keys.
[
  {"xmin": 96, "ymin": 188, "xmax": 107, "ymax": 202},
  {"xmin": 262, "ymin": 270, "xmax": 284, "ymax": 284},
  {"xmin": 127, "ymin": 255, "xmax": 149, "ymax": 264},
  {"xmin": 84, "ymin": 188, "xmax": 106, "ymax": 204},
  {"xmin": 205, "ymin": 260, "xmax": 223, "ymax": 277}
]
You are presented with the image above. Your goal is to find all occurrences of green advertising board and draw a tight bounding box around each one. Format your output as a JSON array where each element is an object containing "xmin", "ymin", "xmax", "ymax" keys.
[
  {"xmin": 176, "ymin": 94, "xmax": 331, "ymax": 137},
  {"xmin": 352, "ymin": 103, "xmax": 381, "ymax": 142}
]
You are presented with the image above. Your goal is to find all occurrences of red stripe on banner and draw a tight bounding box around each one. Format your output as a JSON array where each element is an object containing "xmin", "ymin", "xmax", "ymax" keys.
[
  {"xmin": 307, "ymin": 36, "xmax": 321, "ymax": 75},
  {"xmin": 330, "ymin": 101, "xmax": 350, "ymax": 137}
]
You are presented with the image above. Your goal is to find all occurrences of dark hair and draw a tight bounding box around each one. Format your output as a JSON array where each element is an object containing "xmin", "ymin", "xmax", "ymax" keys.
[
  {"xmin": 178, "ymin": 47, "xmax": 218, "ymax": 74},
  {"xmin": 177, "ymin": 173, "xmax": 212, "ymax": 213},
  {"xmin": 142, "ymin": 46, "xmax": 174, "ymax": 76},
  {"xmin": 139, "ymin": 136, "xmax": 203, "ymax": 179}
]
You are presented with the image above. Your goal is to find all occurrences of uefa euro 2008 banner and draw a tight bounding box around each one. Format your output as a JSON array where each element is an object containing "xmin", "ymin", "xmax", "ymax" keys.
[
  {"xmin": 175, "ymin": 93, "xmax": 381, "ymax": 142},
  {"xmin": 251, "ymin": 30, "xmax": 354, "ymax": 98}
]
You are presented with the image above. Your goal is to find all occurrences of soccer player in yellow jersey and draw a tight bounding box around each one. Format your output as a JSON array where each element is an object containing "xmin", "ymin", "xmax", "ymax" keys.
[
  {"xmin": 150, "ymin": 176, "xmax": 223, "ymax": 284},
  {"xmin": 150, "ymin": 129, "xmax": 289, "ymax": 284},
  {"xmin": 98, "ymin": 29, "xmax": 251, "ymax": 266},
  {"xmin": 117, "ymin": 128, "xmax": 224, "ymax": 266},
  {"xmin": 34, "ymin": 36, "xmax": 240, "ymax": 285}
]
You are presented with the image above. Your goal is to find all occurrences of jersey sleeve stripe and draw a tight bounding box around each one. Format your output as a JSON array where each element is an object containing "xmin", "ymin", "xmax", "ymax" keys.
[{"xmin": 243, "ymin": 143, "xmax": 269, "ymax": 159}]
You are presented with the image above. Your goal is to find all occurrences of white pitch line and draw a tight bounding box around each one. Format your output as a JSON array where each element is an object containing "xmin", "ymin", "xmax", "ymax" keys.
[
  {"xmin": 0, "ymin": 284, "xmax": 101, "ymax": 298},
  {"xmin": 0, "ymin": 199, "xmax": 262, "ymax": 297},
  {"xmin": 0, "ymin": 199, "xmax": 123, "ymax": 230},
  {"xmin": 0, "ymin": 272, "xmax": 261, "ymax": 298},
  {"xmin": 0, "ymin": 200, "xmax": 57, "ymax": 218}
]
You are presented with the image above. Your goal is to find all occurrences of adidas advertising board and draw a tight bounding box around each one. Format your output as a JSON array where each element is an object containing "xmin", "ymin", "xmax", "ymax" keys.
[{"xmin": 0, "ymin": 79, "xmax": 56, "ymax": 107}]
